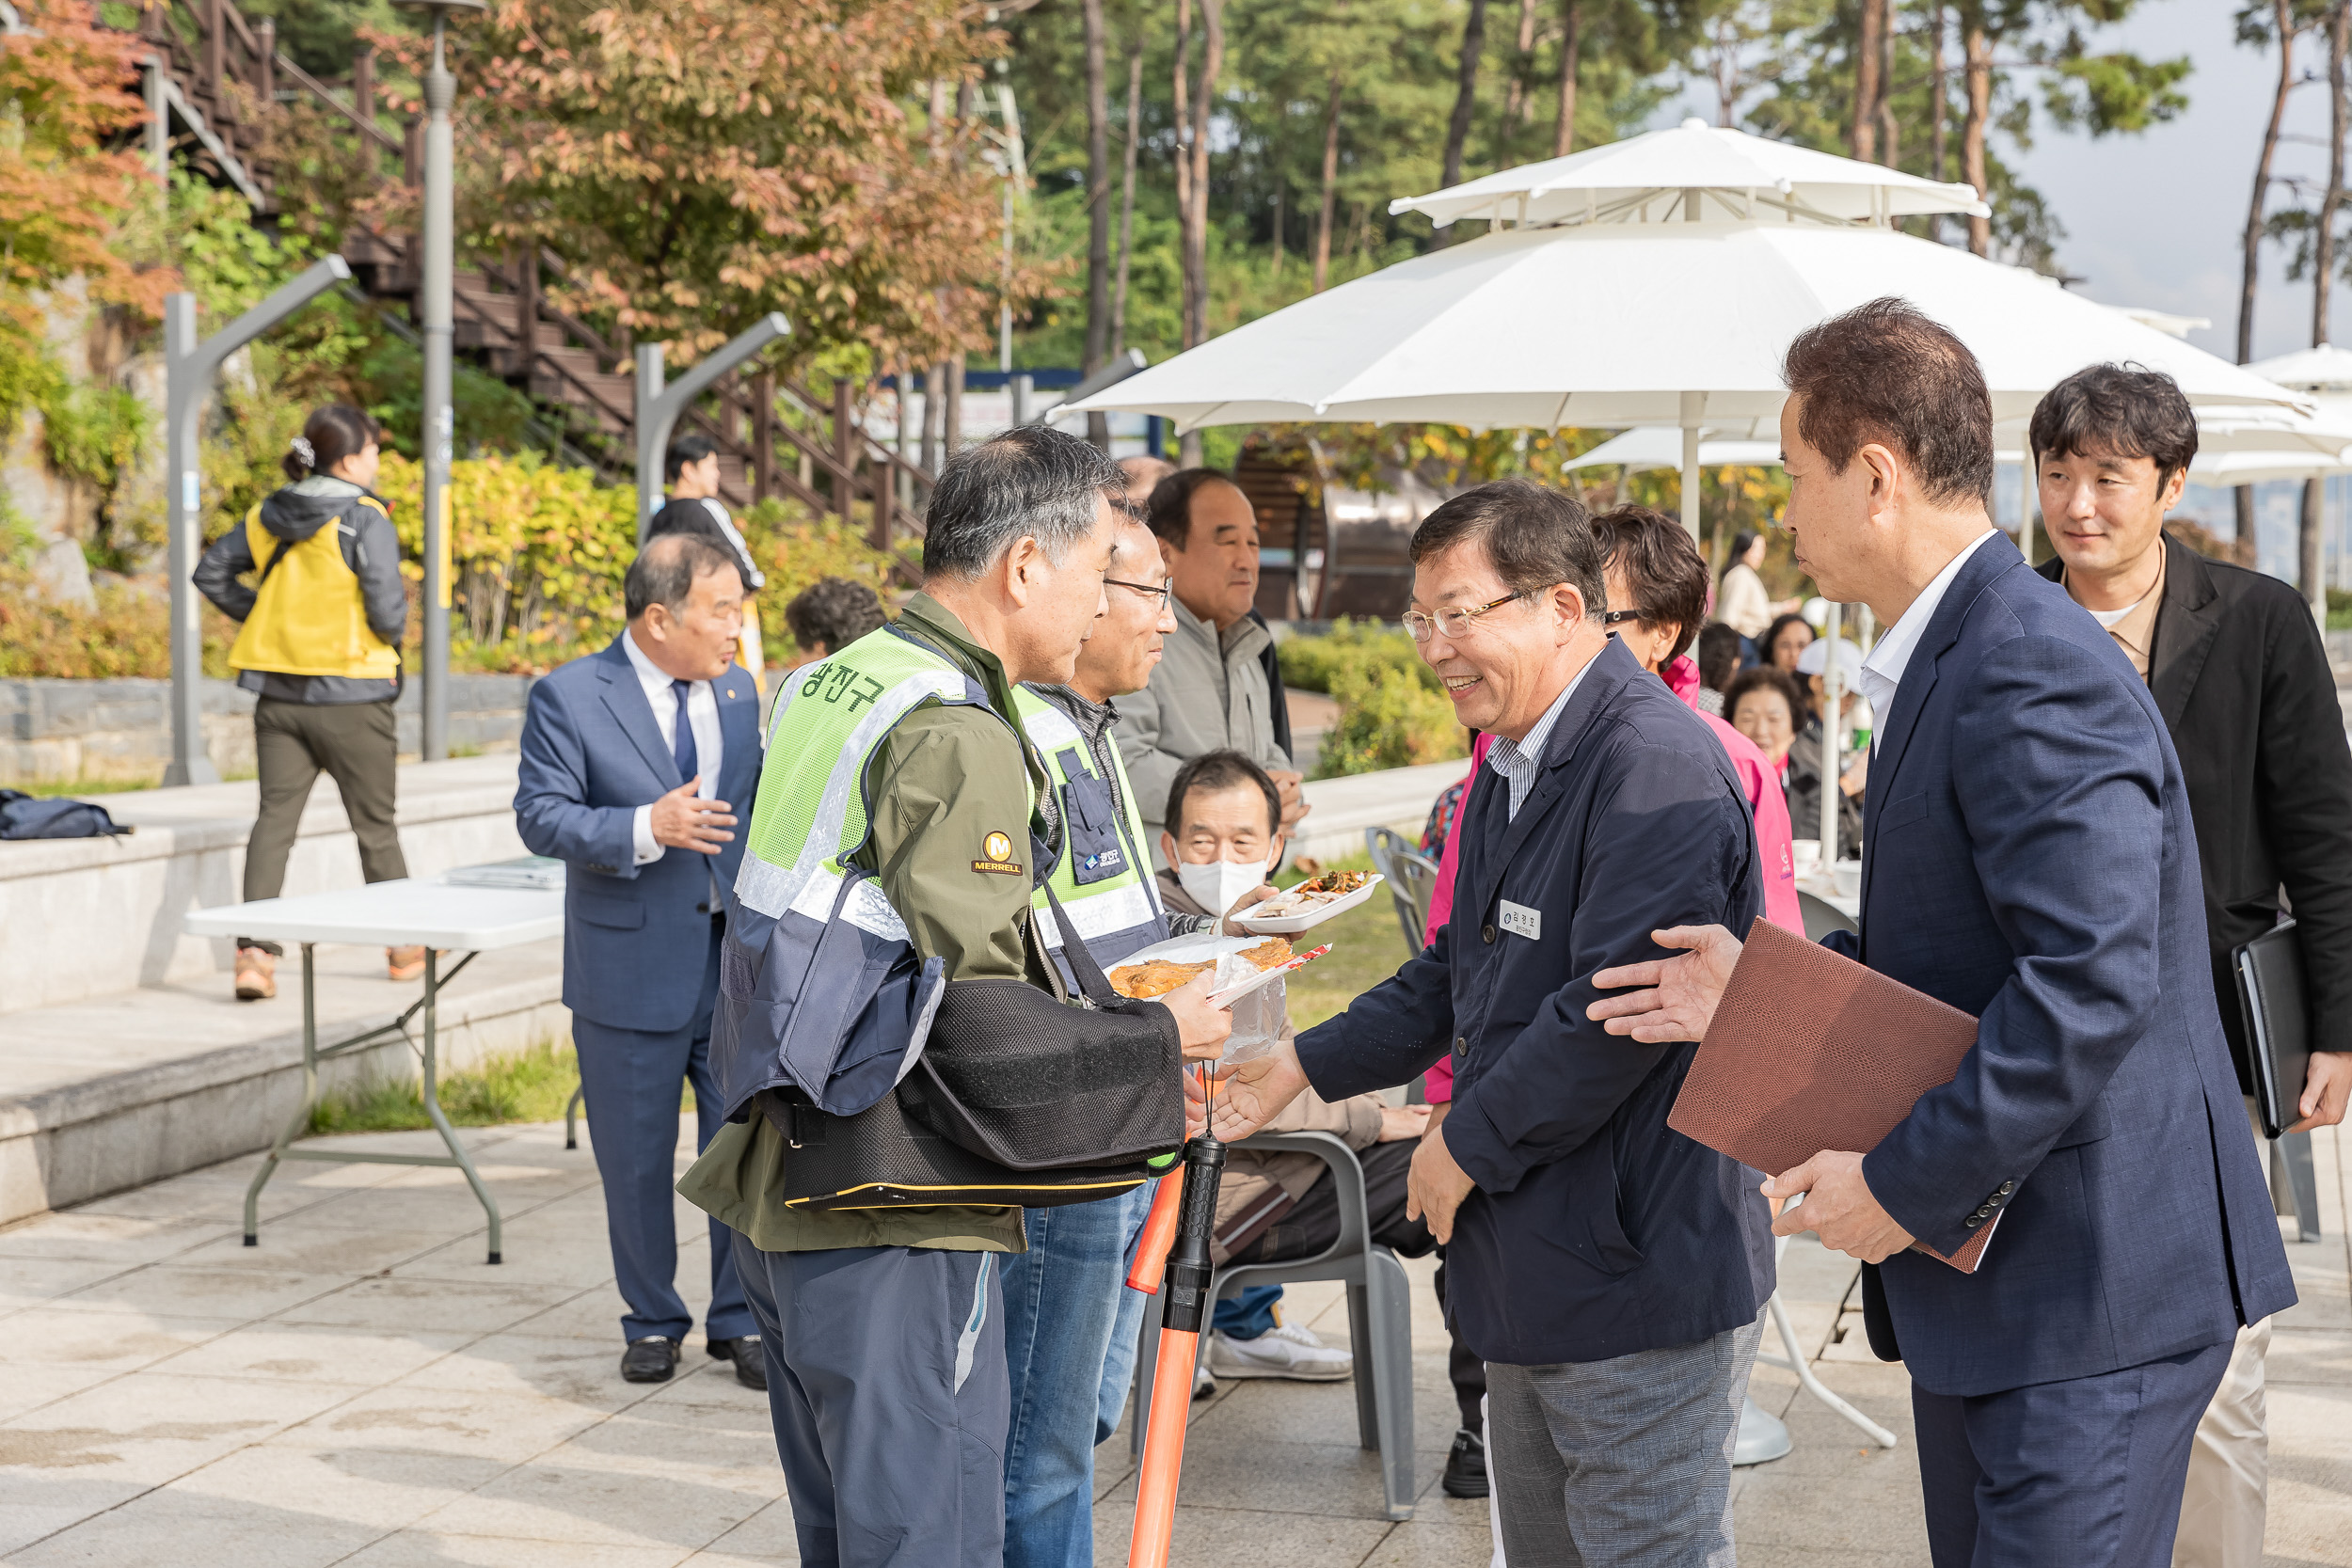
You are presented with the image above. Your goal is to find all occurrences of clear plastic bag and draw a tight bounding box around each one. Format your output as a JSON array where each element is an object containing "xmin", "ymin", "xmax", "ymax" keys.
[{"xmin": 1220, "ymin": 976, "xmax": 1287, "ymax": 1068}]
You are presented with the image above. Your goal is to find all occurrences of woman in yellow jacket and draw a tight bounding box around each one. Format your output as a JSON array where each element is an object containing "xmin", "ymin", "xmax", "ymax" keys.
[{"xmin": 194, "ymin": 405, "xmax": 417, "ymax": 1000}]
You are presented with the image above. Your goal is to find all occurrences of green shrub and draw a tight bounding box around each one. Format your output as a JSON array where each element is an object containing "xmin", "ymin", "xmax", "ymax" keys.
[
  {"xmin": 0, "ymin": 567, "xmax": 235, "ymax": 678},
  {"xmin": 1311, "ymin": 663, "xmax": 1467, "ymax": 778},
  {"xmin": 1279, "ymin": 616, "xmax": 1435, "ymax": 695}
]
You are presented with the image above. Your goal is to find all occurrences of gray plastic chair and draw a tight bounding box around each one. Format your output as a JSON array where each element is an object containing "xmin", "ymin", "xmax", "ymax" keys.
[
  {"xmin": 1129, "ymin": 1129, "xmax": 1418, "ymax": 1521},
  {"xmin": 564, "ymin": 1084, "xmax": 583, "ymax": 1149},
  {"xmin": 1365, "ymin": 825, "xmax": 1439, "ymax": 953},
  {"xmin": 1797, "ymin": 889, "xmax": 1859, "ymax": 942}
]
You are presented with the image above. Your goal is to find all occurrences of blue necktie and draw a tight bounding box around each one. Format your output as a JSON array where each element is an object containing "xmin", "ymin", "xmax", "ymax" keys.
[{"xmin": 671, "ymin": 679, "xmax": 699, "ymax": 786}]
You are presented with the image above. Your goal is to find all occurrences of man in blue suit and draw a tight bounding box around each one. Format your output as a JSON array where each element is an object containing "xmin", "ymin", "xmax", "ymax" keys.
[
  {"xmin": 516, "ymin": 531, "xmax": 768, "ymax": 1386},
  {"xmin": 1592, "ymin": 299, "xmax": 2295, "ymax": 1566}
]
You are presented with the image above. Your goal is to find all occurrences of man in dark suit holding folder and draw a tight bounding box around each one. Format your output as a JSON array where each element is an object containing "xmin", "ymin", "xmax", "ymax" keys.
[{"xmin": 1589, "ymin": 299, "xmax": 2295, "ymax": 1568}]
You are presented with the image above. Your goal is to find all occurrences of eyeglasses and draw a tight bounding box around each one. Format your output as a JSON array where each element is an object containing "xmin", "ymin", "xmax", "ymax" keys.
[
  {"xmin": 1104, "ymin": 577, "xmax": 1173, "ymax": 612},
  {"xmin": 1402, "ymin": 591, "xmax": 1528, "ymax": 642},
  {"xmin": 1601, "ymin": 609, "xmax": 1644, "ymax": 626}
]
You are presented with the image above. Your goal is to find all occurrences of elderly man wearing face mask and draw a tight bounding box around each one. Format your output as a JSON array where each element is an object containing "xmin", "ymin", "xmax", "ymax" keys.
[{"xmin": 1156, "ymin": 751, "xmax": 1454, "ymax": 1378}]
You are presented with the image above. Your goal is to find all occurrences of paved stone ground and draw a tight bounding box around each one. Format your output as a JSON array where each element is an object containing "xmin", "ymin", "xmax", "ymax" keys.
[{"xmin": 0, "ymin": 1117, "xmax": 2344, "ymax": 1567}]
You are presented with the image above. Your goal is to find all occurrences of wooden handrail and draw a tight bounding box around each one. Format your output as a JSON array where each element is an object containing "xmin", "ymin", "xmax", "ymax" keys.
[{"xmin": 274, "ymin": 51, "xmax": 403, "ymax": 152}]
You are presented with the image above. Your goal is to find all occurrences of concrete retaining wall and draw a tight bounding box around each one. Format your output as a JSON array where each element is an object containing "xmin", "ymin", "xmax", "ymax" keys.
[
  {"xmin": 0, "ymin": 674, "xmax": 543, "ymax": 785},
  {"xmin": 0, "ymin": 964, "xmax": 568, "ymax": 1226},
  {"xmin": 0, "ymin": 753, "xmax": 531, "ymax": 1013}
]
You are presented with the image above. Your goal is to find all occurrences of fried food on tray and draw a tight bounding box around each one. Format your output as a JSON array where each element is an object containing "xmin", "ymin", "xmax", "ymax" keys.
[
  {"xmin": 1108, "ymin": 958, "xmax": 1214, "ymax": 1000},
  {"xmin": 1297, "ymin": 870, "xmax": 1370, "ymax": 895},
  {"xmin": 1108, "ymin": 939, "xmax": 1294, "ymax": 1000}
]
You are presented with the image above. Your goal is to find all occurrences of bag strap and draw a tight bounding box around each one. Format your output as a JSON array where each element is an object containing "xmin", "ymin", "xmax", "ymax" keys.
[
  {"xmin": 1040, "ymin": 882, "xmax": 1121, "ymax": 1009},
  {"xmin": 255, "ymin": 535, "xmax": 295, "ymax": 590}
]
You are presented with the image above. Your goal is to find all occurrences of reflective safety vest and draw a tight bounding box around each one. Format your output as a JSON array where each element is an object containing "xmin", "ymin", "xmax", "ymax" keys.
[
  {"xmin": 714, "ymin": 623, "xmax": 1042, "ymax": 1123},
  {"xmin": 1013, "ymin": 687, "xmax": 1167, "ymax": 978},
  {"xmin": 225, "ymin": 502, "xmax": 401, "ymax": 680}
]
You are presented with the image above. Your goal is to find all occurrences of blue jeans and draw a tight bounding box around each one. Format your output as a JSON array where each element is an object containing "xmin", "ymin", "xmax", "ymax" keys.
[
  {"xmin": 1214, "ymin": 1284, "xmax": 1282, "ymax": 1339},
  {"xmin": 1000, "ymin": 1180, "xmax": 1158, "ymax": 1568}
]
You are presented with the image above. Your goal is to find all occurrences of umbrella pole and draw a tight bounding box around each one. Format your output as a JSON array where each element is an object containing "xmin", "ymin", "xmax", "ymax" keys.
[
  {"xmin": 1127, "ymin": 1129, "xmax": 1228, "ymax": 1568},
  {"xmin": 1679, "ymin": 393, "xmax": 1704, "ymax": 543}
]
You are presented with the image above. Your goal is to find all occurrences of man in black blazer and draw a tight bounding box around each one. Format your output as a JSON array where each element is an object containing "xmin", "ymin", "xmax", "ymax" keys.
[
  {"xmin": 2032, "ymin": 362, "xmax": 2352, "ymax": 1568},
  {"xmin": 1591, "ymin": 302, "xmax": 2295, "ymax": 1567}
]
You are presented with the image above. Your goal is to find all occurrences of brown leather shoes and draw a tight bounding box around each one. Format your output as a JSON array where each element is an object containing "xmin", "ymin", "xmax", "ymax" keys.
[
  {"xmin": 387, "ymin": 946, "xmax": 427, "ymax": 982},
  {"xmin": 233, "ymin": 946, "xmax": 277, "ymax": 1001}
]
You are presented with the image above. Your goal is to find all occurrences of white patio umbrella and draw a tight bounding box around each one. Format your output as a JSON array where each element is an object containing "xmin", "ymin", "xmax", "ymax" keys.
[
  {"xmin": 1565, "ymin": 428, "xmax": 1782, "ymax": 472},
  {"xmin": 1068, "ymin": 119, "xmax": 2305, "ymax": 546}
]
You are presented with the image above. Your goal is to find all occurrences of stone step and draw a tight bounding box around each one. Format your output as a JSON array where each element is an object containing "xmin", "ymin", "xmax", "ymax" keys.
[{"xmin": 0, "ymin": 939, "xmax": 566, "ymax": 1226}]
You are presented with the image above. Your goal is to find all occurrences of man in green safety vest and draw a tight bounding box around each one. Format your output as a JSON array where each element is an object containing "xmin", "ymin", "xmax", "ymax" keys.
[
  {"xmin": 1000, "ymin": 502, "xmax": 1265, "ymax": 1568},
  {"xmin": 679, "ymin": 426, "xmax": 1231, "ymax": 1568}
]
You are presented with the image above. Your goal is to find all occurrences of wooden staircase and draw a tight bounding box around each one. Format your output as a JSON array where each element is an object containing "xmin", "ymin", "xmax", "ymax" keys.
[{"xmin": 123, "ymin": 0, "xmax": 933, "ymax": 542}]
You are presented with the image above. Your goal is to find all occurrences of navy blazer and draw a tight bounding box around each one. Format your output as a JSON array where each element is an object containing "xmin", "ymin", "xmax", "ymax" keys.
[
  {"xmin": 1297, "ymin": 638, "xmax": 1774, "ymax": 1366},
  {"xmin": 1842, "ymin": 535, "xmax": 2293, "ymax": 1397},
  {"xmin": 514, "ymin": 635, "xmax": 764, "ymax": 1034}
]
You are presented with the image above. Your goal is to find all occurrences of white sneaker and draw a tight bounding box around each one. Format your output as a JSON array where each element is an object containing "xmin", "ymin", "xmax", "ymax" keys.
[
  {"xmin": 1207, "ymin": 1322, "xmax": 1354, "ymax": 1381},
  {"xmin": 1193, "ymin": 1356, "xmax": 1216, "ymax": 1399}
]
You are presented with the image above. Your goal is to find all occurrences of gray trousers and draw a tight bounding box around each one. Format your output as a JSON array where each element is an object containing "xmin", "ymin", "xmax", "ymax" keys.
[
  {"xmin": 1488, "ymin": 1318, "xmax": 1764, "ymax": 1568},
  {"xmin": 241, "ymin": 697, "xmax": 406, "ymax": 953},
  {"xmin": 731, "ymin": 1232, "xmax": 1010, "ymax": 1568}
]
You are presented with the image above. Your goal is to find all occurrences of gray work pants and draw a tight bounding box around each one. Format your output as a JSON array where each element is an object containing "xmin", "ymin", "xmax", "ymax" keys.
[
  {"xmin": 240, "ymin": 697, "xmax": 406, "ymax": 953},
  {"xmin": 730, "ymin": 1231, "xmax": 1011, "ymax": 1568},
  {"xmin": 1487, "ymin": 1318, "xmax": 1763, "ymax": 1568}
]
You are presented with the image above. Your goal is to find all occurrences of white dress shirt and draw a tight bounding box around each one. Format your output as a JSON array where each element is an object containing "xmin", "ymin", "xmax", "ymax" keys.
[
  {"xmin": 622, "ymin": 627, "xmax": 724, "ymax": 865},
  {"xmin": 1484, "ymin": 649, "xmax": 1601, "ymax": 820},
  {"xmin": 1855, "ymin": 529, "xmax": 2000, "ymax": 753}
]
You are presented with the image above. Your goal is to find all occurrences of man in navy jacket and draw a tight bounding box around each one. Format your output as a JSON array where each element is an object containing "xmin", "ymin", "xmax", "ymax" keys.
[
  {"xmin": 1592, "ymin": 301, "xmax": 2295, "ymax": 1567},
  {"xmin": 1216, "ymin": 480, "xmax": 1774, "ymax": 1566},
  {"xmin": 515, "ymin": 531, "xmax": 768, "ymax": 1386}
]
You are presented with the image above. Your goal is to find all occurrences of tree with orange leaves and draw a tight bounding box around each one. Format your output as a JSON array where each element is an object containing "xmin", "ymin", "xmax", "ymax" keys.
[
  {"xmin": 376, "ymin": 0, "xmax": 1020, "ymax": 374},
  {"xmin": 0, "ymin": 0, "xmax": 171, "ymax": 355}
]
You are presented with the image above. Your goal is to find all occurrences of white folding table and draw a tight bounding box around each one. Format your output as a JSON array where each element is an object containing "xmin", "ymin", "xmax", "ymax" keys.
[{"xmin": 183, "ymin": 878, "xmax": 565, "ymax": 1262}]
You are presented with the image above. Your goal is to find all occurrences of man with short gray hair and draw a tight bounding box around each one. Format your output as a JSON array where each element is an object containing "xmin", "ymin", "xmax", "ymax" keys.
[
  {"xmin": 515, "ymin": 529, "xmax": 766, "ymax": 1387},
  {"xmin": 678, "ymin": 423, "xmax": 1231, "ymax": 1568},
  {"xmin": 1214, "ymin": 478, "xmax": 1774, "ymax": 1566}
]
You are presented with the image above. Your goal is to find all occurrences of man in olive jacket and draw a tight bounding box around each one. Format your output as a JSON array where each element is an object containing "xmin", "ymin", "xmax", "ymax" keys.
[{"xmin": 678, "ymin": 428, "xmax": 1230, "ymax": 1568}]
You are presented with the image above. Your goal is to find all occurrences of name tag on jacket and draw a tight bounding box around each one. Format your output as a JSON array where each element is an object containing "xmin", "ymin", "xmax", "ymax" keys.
[{"xmin": 1499, "ymin": 900, "xmax": 1541, "ymax": 940}]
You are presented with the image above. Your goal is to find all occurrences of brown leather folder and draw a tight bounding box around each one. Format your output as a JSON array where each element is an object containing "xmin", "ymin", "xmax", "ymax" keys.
[{"xmin": 1667, "ymin": 917, "xmax": 1996, "ymax": 1274}]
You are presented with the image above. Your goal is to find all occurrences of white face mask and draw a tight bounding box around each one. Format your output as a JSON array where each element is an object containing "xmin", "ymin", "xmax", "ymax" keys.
[{"xmin": 1176, "ymin": 854, "xmax": 1269, "ymax": 919}]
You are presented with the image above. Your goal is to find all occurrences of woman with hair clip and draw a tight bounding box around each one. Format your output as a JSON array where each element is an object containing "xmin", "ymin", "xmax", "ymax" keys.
[{"xmin": 194, "ymin": 404, "xmax": 417, "ymax": 1001}]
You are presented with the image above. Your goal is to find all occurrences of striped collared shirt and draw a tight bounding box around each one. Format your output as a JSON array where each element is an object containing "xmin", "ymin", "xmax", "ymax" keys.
[{"xmin": 1485, "ymin": 657, "xmax": 1597, "ymax": 819}]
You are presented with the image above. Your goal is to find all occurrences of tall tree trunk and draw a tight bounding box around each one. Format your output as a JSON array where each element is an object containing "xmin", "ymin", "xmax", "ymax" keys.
[
  {"xmin": 1962, "ymin": 17, "xmax": 1992, "ymax": 256},
  {"xmin": 2244, "ymin": 0, "xmax": 2299, "ymax": 556},
  {"xmin": 1929, "ymin": 5, "xmax": 1947, "ymax": 239},
  {"xmin": 1173, "ymin": 0, "xmax": 1223, "ymax": 355},
  {"xmin": 1853, "ymin": 0, "xmax": 1884, "ymax": 163},
  {"xmin": 1500, "ymin": 0, "xmax": 1537, "ymax": 150},
  {"xmin": 1172, "ymin": 0, "xmax": 1194, "ymax": 333},
  {"xmin": 1082, "ymin": 0, "xmax": 1112, "ymax": 448},
  {"xmin": 1112, "ymin": 35, "xmax": 1143, "ymax": 356},
  {"xmin": 1315, "ymin": 75, "xmax": 1343, "ymax": 292},
  {"xmin": 1435, "ymin": 0, "xmax": 1488, "ymax": 245},
  {"xmin": 2307, "ymin": 1, "xmax": 2346, "ymax": 619},
  {"xmin": 1879, "ymin": 13, "xmax": 1900, "ymax": 170},
  {"xmin": 1551, "ymin": 0, "xmax": 1581, "ymax": 158}
]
